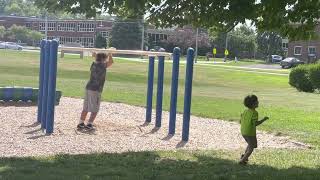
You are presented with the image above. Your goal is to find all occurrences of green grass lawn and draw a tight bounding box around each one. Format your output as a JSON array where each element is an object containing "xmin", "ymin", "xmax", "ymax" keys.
[
  {"xmin": 1, "ymin": 150, "xmax": 319, "ymax": 180},
  {"xmin": 0, "ymin": 50, "xmax": 320, "ymax": 179}
]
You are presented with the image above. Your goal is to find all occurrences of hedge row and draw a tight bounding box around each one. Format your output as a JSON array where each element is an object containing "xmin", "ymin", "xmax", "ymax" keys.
[{"xmin": 289, "ymin": 63, "xmax": 320, "ymax": 93}]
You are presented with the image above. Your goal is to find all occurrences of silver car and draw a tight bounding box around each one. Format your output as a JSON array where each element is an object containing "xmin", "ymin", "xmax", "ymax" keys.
[
  {"xmin": 271, "ymin": 55, "xmax": 282, "ymax": 63},
  {"xmin": 0, "ymin": 42, "xmax": 23, "ymax": 50}
]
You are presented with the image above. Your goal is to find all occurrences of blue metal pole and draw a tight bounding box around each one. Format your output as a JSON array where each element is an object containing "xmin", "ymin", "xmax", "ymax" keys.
[
  {"xmin": 155, "ymin": 53, "xmax": 165, "ymax": 128},
  {"xmin": 169, "ymin": 47, "xmax": 180, "ymax": 135},
  {"xmin": 41, "ymin": 40, "xmax": 50, "ymax": 129},
  {"xmin": 182, "ymin": 48, "xmax": 195, "ymax": 141},
  {"xmin": 145, "ymin": 56, "xmax": 155, "ymax": 123},
  {"xmin": 45, "ymin": 40, "xmax": 58, "ymax": 134},
  {"xmin": 37, "ymin": 40, "xmax": 46, "ymax": 123}
]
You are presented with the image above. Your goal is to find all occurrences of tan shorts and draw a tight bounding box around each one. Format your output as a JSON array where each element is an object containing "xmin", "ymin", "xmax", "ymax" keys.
[{"xmin": 83, "ymin": 90, "xmax": 101, "ymax": 113}]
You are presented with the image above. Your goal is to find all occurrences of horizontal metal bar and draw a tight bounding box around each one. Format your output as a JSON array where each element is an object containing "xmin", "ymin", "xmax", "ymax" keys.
[{"xmin": 59, "ymin": 47, "xmax": 172, "ymax": 57}]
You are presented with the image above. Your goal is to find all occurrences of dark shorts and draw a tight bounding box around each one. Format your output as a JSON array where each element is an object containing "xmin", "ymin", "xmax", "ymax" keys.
[{"xmin": 243, "ymin": 135, "xmax": 257, "ymax": 148}]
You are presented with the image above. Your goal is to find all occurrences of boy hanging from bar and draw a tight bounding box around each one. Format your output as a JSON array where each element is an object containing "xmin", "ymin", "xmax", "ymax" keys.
[{"xmin": 77, "ymin": 52, "xmax": 114, "ymax": 130}]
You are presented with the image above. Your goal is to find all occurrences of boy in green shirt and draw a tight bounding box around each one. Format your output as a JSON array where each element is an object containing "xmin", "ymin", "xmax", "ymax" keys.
[{"xmin": 239, "ymin": 95, "xmax": 269, "ymax": 165}]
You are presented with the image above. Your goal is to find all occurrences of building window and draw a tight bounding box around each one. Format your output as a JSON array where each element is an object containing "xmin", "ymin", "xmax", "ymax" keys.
[
  {"xmin": 77, "ymin": 23, "xmax": 96, "ymax": 32},
  {"xmin": 100, "ymin": 31, "xmax": 109, "ymax": 38},
  {"xmin": 308, "ymin": 46, "xmax": 316, "ymax": 55},
  {"xmin": 39, "ymin": 22, "xmax": 45, "ymax": 31},
  {"xmin": 39, "ymin": 22, "xmax": 56, "ymax": 31},
  {"xmin": 26, "ymin": 23, "xmax": 31, "ymax": 29},
  {"xmin": 294, "ymin": 46, "xmax": 302, "ymax": 55},
  {"xmin": 282, "ymin": 42, "xmax": 288, "ymax": 49},
  {"xmin": 47, "ymin": 36, "xmax": 55, "ymax": 40},
  {"xmin": 57, "ymin": 22, "xmax": 75, "ymax": 32},
  {"xmin": 48, "ymin": 22, "xmax": 56, "ymax": 31}
]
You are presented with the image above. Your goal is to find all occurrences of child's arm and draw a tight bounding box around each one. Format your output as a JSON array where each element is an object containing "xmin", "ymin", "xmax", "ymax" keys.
[
  {"xmin": 256, "ymin": 117, "xmax": 269, "ymax": 126},
  {"xmin": 106, "ymin": 54, "xmax": 114, "ymax": 68}
]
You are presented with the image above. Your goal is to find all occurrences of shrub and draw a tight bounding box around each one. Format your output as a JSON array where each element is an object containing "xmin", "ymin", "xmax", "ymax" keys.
[
  {"xmin": 95, "ymin": 33, "xmax": 107, "ymax": 48},
  {"xmin": 309, "ymin": 64, "xmax": 320, "ymax": 91},
  {"xmin": 289, "ymin": 65, "xmax": 314, "ymax": 92}
]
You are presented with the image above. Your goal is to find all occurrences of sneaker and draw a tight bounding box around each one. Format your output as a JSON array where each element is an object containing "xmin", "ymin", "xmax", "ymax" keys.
[
  {"xmin": 240, "ymin": 154, "xmax": 248, "ymax": 163},
  {"xmin": 238, "ymin": 160, "xmax": 248, "ymax": 165},
  {"xmin": 77, "ymin": 123, "xmax": 85, "ymax": 129},
  {"xmin": 85, "ymin": 123, "xmax": 95, "ymax": 130}
]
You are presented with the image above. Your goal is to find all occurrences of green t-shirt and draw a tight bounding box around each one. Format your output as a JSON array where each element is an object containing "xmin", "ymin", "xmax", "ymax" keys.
[{"xmin": 240, "ymin": 109, "xmax": 258, "ymax": 136}]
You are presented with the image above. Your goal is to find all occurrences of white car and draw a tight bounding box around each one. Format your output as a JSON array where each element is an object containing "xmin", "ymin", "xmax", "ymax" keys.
[
  {"xmin": 0, "ymin": 42, "xmax": 23, "ymax": 50},
  {"xmin": 271, "ymin": 55, "xmax": 282, "ymax": 63}
]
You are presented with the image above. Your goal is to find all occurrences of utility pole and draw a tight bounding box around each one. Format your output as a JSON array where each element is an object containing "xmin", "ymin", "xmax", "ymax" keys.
[
  {"xmin": 141, "ymin": 18, "xmax": 145, "ymax": 51},
  {"xmin": 195, "ymin": 27, "xmax": 199, "ymax": 63},
  {"xmin": 45, "ymin": 12, "xmax": 48, "ymax": 40}
]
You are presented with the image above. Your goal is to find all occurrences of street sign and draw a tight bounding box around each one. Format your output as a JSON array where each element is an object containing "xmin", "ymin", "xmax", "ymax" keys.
[{"xmin": 213, "ymin": 48, "xmax": 217, "ymax": 55}]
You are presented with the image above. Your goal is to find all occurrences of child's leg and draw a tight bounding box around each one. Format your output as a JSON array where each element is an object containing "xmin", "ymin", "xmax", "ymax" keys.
[
  {"xmin": 240, "ymin": 136, "xmax": 257, "ymax": 163},
  {"xmin": 86, "ymin": 90, "xmax": 101, "ymax": 125},
  {"xmin": 241, "ymin": 145, "xmax": 254, "ymax": 162},
  {"xmin": 80, "ymin": 111, "xmax": 88, "ymax": 123},
  {"xmin": 79, "ymin": 89, "xmax": 89, "ymax": 125},
  {"xmin": 88, "ymin": 112, "xmax": 98, "ymax": 124}
]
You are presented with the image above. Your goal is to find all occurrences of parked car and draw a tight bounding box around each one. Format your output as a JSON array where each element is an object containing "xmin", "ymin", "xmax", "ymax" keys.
[
  {"xmin": 0, "ymin": 42, "xmax": 23, "ymax": 50},
  {"xmin": 280, "ymin": 57, "xmax": 304, "ymax": 69},
  {"xmin": 0, "ymin": 42, "xmax": 4, "ymax": 49},
  {"xmin": 271, "ymin": 55, "xmax": 282, "ymax": 63}
]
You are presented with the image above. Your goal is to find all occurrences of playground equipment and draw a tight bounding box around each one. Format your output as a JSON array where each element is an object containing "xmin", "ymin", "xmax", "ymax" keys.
[
  {"xmin": 0, "ymin": 87, "xmax": 61, "ymax": 105},
  {"xmin": 57, "ymin": 46, "xmax": 195, "ymax": 141},
  {"xmin": 37, "ymin": 39, "xmax": 59, "ymax": 134}
]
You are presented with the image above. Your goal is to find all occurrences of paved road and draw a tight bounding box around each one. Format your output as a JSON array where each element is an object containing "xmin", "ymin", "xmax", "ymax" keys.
[{"xmin": 243, "ymin": 64, "xmax": 282, "ymax": 70}]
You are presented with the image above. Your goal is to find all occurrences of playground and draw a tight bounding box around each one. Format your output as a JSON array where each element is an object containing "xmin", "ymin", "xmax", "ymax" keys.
[
  {"xmin": 0, "ymin": 49, "xmax": 320, "ymax": 179},
  {"xmin": 0, "ymin": 97, "xmax": 306, "ymax": 157}
]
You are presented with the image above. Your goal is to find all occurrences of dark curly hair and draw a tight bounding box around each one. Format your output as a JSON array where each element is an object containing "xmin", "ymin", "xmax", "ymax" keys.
[
  {"xmin": 244, "ymin": 94, "xmax": 258, "ymax": 109},
  {"xmin": 96, "ymin": 53, "xmax": 107, "ymax": 62}
]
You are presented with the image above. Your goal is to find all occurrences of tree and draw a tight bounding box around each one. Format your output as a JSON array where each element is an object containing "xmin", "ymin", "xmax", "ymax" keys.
[
  {"xmin": 35, "ymin": 0, "xmax": 320, "ymax": 40},
  {"xmin": 28, "ymin": 30, "xmax": 44, "ymax": 46},
  {"xmin": 159, "ymin": 28, "xmax": 211, "ymax": 55},
  {"xmin": 0, "ymin": 26, "xmax": 5, "ymax": 39},
  {"xmin": 209, "ymin": 25, "xmax": 256, "ymax": 58},
  {"xmin": 110, "ymin": 20, "xmax": 142, "ymax": 50},
  {"xmin": 257, "ymin": 31, "xmax": 283, "ymax": 62},
  {"xmin": 4, "ymin": 0, "xmax": 41, "ymax": 16},
  {"xmin": 0, "ymin": 0, "xmax": 10, "ymax": 14},
  {"xmin": 7, "ymin": 25, "xmax": 29, "ymax": 42},
  {"xmin": 5, "ymin": 25, "xmax": 43, "ymax": 45},
  {"xmin": 95, "ymin": 33, "xmax": 107, "ymax": 48}
]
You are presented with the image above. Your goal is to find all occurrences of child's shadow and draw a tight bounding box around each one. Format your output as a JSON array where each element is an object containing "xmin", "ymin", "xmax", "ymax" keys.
[{"xmin": 75, "ymin": 129, "xmax": 97, "ymax": 135}]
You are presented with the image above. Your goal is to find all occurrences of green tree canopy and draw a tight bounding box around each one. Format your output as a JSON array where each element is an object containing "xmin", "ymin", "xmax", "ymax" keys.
[
  {"xmin": 7, "ymin": 25, "xmax": 30, "ymax": 42},
  {"xmin": 0, "ymin": 26, "xmax": 5, "ymax": 38},
  {"xmin": 3, "ymin": 0, "xmax": 41, "ymax": 16},
  {"xmin": 110, "ymin": 20, "xmax": 142, "ymax": 50},
  {"xmin": 1, "ymin": 0, "xmax": 111, "ymax": 19},
  {"xmin": 257, "ymin": 31, "xmax": 284, "ymax": 61},
  {"xmin": 209, "ymin": 25, "xmax": 256, "ymax": 58},
  {"xmin": 159, "ymin": 28, "xmax": 211, "ymax": 55},
  {"xmin": 4, "ymin": 25, "xmax": 44, "ymax": 45},
  {"xmin": 35, "ymin": 0, "xmax": 320, "ymax": 40},
  {"xmin": 28, "ymin": 30, "xmax": 44, "ymax": 46},
  {"xmin": 95, "ymin": 33, "xmax": 107, "ymax": 48}
]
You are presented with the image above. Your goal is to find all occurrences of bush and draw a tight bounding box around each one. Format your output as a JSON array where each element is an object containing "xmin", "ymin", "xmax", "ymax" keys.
[
  {"xmin": 95, "ymin": 33, "xmax": 107, "ymax": 48},
  {"xmin": 289, "ymin": 65, "xmax": 314, "ymax": 93},
  {"xmin": 309, "ymin": 64, "xmax": 320, "ymax": 90}
]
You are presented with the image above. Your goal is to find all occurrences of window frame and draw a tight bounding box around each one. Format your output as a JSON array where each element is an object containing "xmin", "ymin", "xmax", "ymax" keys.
[
  {"xmin": 308, "ymin": 46, "xmax": 316, "ymax": 56},
  {"xmin": 294, "ymin": 46, "xmax": 302, "ymax": 55}
]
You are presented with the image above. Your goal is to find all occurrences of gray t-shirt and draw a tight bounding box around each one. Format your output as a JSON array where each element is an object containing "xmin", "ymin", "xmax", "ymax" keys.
[{"xmin": 86, "ymin": 61, "xmax": 107, "ymax": 92}]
